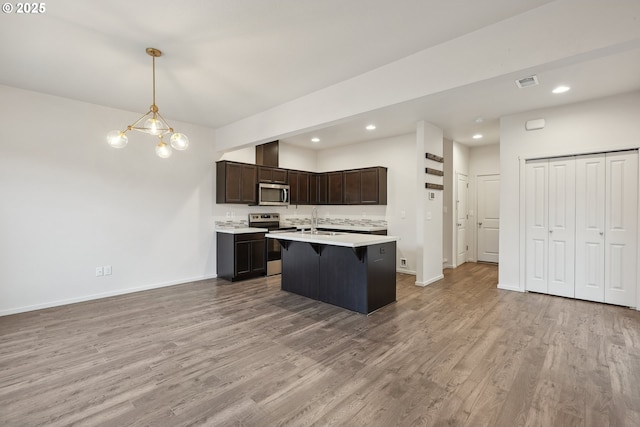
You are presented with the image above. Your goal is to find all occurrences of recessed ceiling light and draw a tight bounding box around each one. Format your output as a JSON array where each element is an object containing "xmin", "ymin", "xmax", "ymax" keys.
[
  {"xmin": 311, "ymin": 137, "xmax": 320, "ymax": 143},
  {"xmin": 552, "ymin": 85, "xmax": 571, "ymax": 94},
  {"xmin": 474, "ymin": 117, "xmax": 484, "ymax": 123},
  {"xmin": 472, "ymin": 134, "xmax": 483, "ymax": 139},
  {"xmin": 366, "ymin": 124, "xmax": 376, "ymax": 131}
]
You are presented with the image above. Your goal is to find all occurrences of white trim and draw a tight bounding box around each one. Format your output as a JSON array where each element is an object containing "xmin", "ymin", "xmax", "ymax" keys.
[
  {"xmin": 518, "ymin": 157, "xmax": 527, "ymax": 292},
  {"xmin": 0, "ymin": 274, "xmax": 219, "ymax": 317},
  {"xmin": 637, "ymin": 150, "xmax": 640, "ymax": 311},
  {"xmin": 415, "ymin": 274, "xmax": 445, "ymax": 287},
  {"xmin": 498, "ymin": 283, "xmax": 525, "ymax": 292},
  {"xmin": 397, "ymin": 268, "xmax": 417, "ymax": 275}
]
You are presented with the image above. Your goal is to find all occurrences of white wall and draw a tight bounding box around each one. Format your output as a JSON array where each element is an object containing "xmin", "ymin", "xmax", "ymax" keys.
[
  {"xmin": 416, "ymin": 122, "xmax": 444, "ymax": 285},
  {"xmin": 499, "ymin": 91, "xmax": 640, "ymax": 311},
  {"xmin": 0, "ymin": 85, "xmax": 217, "ymax": 316},
  {"xmin": 317, "ymin": 134, "xmax": 417, "ymax": 274},
  {"xmin": 467, "ymin": 143, "xmax": 500, "ymax": 261}
]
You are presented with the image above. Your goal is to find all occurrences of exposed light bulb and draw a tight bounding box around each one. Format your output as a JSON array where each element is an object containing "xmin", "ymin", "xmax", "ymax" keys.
[
  {"xmin": 170, "ymin": 133, "xmax": 189, "ymax": 151},
  {"xmin": 144, "ymin": 117, "xmax": 168, "ymax": 135},
  {"xmin": 155, "ymin": 141, "xmax": 172, "ymax": 158},
  {"xmin": 106, "ymin": 130, "xmax": 128, "ymax": 148}
]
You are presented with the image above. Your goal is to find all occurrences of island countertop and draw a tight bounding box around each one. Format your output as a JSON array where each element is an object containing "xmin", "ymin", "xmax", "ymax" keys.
[{"xmin": 265, "ymin": 230, "xmax": 397, "ymax": 248}]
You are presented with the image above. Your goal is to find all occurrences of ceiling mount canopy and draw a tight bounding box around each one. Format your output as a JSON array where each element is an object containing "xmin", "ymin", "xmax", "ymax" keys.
[{"xmin": 106, "ymin": 47, "xmax": 189, "ymax": 159}]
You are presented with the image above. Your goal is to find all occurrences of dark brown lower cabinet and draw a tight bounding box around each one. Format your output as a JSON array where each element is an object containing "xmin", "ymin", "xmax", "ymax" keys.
[
  {"xmin": 217, "ymin": 232, "xmax": 266, "ymax": 281},
  {"xmin": 279, "ymin": 240, "xmax": 397, "ymax": 314}
]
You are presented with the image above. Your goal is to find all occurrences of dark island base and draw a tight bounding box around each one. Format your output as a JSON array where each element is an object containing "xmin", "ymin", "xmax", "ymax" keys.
[{"xmin": 279, "ymin": 240, "xmax": 397, "ymax": 314}]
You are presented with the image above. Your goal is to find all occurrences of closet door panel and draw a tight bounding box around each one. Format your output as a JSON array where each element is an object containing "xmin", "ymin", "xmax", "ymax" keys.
[
  {"xmin": 525, "ymin": 160, "xmax": 549, "ymax": 293},
  {"xmin": 604, "ymin": 152, "xmax": 638, "ymax": 306},
  {"xmin": 575, "ymin": 155, "xmax": 606, "ymax": 302},
  {"xmin": 547, "ymin": 158, "xmax": 576, "ymax": 298}
]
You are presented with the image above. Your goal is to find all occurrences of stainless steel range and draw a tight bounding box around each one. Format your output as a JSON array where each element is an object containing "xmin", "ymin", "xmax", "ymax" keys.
[{"xmin": 248, "ymin": 213, "xmax": 296, "ymax": 276}]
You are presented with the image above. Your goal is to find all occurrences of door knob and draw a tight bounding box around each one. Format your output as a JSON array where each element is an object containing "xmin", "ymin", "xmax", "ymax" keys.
[
  {"xmin": 549, "ymin": 230, "xmax": 553, "ymax": 233},
  {"xmin": 478, "ymin": 222, "xmax": 483, "ymax": 227},
  {"xmin": 600, "ymin": 231, "xmax": 604, "ymax": 236}
]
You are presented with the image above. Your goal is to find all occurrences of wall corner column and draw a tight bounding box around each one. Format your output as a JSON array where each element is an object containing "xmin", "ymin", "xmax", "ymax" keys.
[{"xmin": 415, "ymin": 121, "xmax": 444, "ymax": 286}]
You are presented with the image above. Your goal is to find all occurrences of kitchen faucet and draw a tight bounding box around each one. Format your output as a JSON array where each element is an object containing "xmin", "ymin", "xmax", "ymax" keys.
[{"xmin": 311, "ymin": 207, "xmax": 318, "ymax": 233}]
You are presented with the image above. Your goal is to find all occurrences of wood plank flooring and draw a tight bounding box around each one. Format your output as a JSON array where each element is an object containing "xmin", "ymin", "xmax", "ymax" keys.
[{"xmin": 2, "ymin": 263, "xmax": 640, "ymax": 426}]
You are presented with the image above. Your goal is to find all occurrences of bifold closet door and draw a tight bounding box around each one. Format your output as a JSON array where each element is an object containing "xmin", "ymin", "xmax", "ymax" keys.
[
  {"xmin": 604, "ymin": 151, "xmax": 637, "ymax": 306},
  {"xmin": 575, "ymin": 155, "xmax": 606, "ymax": 302},
  {"xmin": 525, "ymin": 157, "xmax": 575, "ymax": 296},
  {"xmin": 525, "ymin": 160, "xmax": 548, "ymax": 293},
  {"xmin": 547, "ymin": 158, "xmax": 576, "ymax": 297}
]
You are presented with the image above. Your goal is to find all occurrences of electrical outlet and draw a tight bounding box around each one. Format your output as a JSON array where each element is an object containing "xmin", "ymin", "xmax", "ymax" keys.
[
  {"xmin": 95, "ymin": 267, "xmax": 104, "ymax": 277},
  {"xmin": 104, "ymin": 265, "xmax": 112, "ymax": 275},
  {"xmin": 400, "ymin": 258, "xmax": 407, "ymax": 267}
]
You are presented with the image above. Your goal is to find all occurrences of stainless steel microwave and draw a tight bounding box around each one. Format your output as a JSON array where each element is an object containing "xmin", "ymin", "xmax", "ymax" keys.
[{"xmin": 258, "ymin": 183, "xmax": 290, "ymax": 206}]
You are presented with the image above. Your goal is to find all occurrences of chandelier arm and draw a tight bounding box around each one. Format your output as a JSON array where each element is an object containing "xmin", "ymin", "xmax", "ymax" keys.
[
  {"xmin": 127, "ymin": 109, "xmax": 154, "ymax": 131},
  {"xmin": 154, "ymin": 111, "xmax": 175, "ymax": 133}
]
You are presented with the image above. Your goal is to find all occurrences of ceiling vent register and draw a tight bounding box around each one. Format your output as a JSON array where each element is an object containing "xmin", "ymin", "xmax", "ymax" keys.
[{"xmin": 515, "ymin": 75, "xmax": 539, "ymax": 88}]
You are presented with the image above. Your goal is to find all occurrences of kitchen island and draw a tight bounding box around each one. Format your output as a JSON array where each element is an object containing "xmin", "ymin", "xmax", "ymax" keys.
[{"xmin": 266, "ymin": 230, "xmax": 397, "ymax": 314}]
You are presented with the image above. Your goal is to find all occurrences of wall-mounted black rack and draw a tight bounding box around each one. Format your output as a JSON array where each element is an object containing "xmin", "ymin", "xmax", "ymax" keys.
[
  {"xmin": 425, "ymin": 167, "xmax": 444, "ymax": 176},
  {"xmin": 425, "ymin": 183, "xmax": 444, "ymax": 190},
  {"xmin": 425, "ymin": 153, "xmax": 444, "ymax": 163}
]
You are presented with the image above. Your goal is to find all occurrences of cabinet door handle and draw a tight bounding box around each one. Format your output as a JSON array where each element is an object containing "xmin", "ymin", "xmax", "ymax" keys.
[
  {"xmin": 478, "ymin": 222, "xmax": 483, "ymax": 227},
  {"xmin": 600, "ymin": 231, "xmax": 604, "ymax": 236},
  {"xmin": 549, "ymin": 230, "xmax": 553, "ymax": 234}
]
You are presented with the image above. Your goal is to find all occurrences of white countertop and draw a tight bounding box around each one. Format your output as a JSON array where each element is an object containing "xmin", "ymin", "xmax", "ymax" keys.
[
  {"xmin": 266, "ymin": 231, "xmax": 397, "ymax": 248},
  {"xmin": 216, "ymin": 227, "xmax": 268, "ymax": 234},
  {"xmin": 295, "ymin": 224, "xmax": 388, "ymax": 232}
]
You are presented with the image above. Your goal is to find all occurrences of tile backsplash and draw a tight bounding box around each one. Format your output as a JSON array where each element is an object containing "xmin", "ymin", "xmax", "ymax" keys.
[{"xmin": 282, "ymin": 217, "xmax": 387, "ymax": 227}]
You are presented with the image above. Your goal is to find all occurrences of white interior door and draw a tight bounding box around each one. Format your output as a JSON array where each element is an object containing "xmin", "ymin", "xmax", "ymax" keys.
[
  {"xmin": 477, "ymin": 174, "xmax": 500, "ymax": 263},
  {"xmin": 604, "ymin": 151, "xmax": 638, "ymax": 306},
  {"xmin": 547, "ymin": 157, "xmax": 575, "ymax": 298},
  {"xmin": 526, "ymin": 160, "xmax": 548, "ymax": 293},
  {"xmin": 456, "ymin": 173, "xmax": 468, "ymax": 266},
  {"xmin": 575, "ymin": 154, "xmax": 606, "ymax": 302}
]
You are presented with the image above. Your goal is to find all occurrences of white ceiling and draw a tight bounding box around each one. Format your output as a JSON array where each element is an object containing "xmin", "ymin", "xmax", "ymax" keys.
[{"xmin": 2, "ymin": 0, "xmax": 639, "ymax": 150}]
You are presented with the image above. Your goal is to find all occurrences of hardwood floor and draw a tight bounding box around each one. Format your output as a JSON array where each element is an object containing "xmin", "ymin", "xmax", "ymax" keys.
[{"xmin": 2, "ymin": 263, "xmax": 640, "ymax": 426}]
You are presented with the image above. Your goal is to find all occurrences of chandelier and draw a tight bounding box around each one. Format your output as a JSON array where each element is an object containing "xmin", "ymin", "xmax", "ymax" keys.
[{"xmin": 106, "ymin": 48, "xmax": 189, "ymax": 158}]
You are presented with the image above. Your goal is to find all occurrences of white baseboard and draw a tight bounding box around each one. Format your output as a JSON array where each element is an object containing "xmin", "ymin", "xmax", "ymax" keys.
[
  {"xmin": 415, "ymin": 274, "xmax": 444, "ymax": 287},
  {"xmin": 0, "ymin": 274, "xmax": 219, "ymax": 317},
  {"xmin": 497, "ymin": 283, "xmax": 524, "ymax": 293},
  {"xmin": 397, "ymin": 268, "xmax": 417, "ymax": 275}
]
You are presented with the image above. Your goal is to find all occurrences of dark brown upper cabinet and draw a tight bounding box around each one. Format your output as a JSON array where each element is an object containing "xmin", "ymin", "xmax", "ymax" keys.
[
  {"xmin": 309, "ymin": 173, "xmax": 329, "ymax": 205},
  {"xmin": 216, "ymin": 161, "xmax": 257, "ymax": 204},
  {"xmin": 288, "ymin": 170, "xmax": 310, "ymax": 205},
  {"xmin": 327, "ymin": 171, "xmax": 344, "ymax": 205},
  {"xmin": 258, "ymin": 166, "xmax": 288, "ymax": 184},
  {"xmin": 215, "ymin": 161, "xmax": 386, "ymax": 205},
  {"xmin": 255, "ymin": 140, "xmax": 279, "ymax": 167},
  {"xmin": 343, "ymin": 167, "xmax": 387, "ymax": 205}
]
